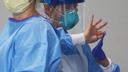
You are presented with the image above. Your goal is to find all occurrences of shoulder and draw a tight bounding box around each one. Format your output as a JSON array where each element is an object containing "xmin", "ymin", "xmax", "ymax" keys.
[
  {"xmin": 15, "ymin": 16, "xmax": 57, "ymax": 45},
  {"xmin": 16, "ymin": 16, "xmax": 55, "ymax": 35},
  {"xmin": 22, "ymin": 16, "xmax": 53, "ymax": 31}
]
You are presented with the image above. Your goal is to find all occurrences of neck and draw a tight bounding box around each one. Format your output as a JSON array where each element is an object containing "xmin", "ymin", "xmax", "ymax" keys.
[{"xmin": 13, "ymin": 6, "xmax": 39, "ymax": 20}]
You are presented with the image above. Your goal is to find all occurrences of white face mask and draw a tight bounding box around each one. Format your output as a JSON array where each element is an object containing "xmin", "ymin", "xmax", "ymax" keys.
[{"xmin": 3, "ymin": 0, "xmax": 33, "ymax": 14}]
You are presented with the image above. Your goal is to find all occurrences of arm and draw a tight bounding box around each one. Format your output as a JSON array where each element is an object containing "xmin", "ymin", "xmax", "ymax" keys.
[
  {"xmin": 71, "ymin": 31, "xmax": 120, "ymax": 72},
  {"xmin": 70, "ymin": 33, "xmax": 85, "ymax": 45}
]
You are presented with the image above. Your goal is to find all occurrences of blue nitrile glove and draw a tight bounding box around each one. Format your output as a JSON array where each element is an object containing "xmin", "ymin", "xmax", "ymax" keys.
[{"xmin": 92, "ymin": 32, "xmax": 107, "ymax": 60}]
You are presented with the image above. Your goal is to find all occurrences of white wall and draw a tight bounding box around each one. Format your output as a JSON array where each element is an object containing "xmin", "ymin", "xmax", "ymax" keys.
[
  {"xmin": 86, "ymin": 0, "xmax": 128, "ymax": 72},
  {"xmin": 70, "ymin": 0, "xmax": 128, "ymax": 72},
  {"xmin": 0, "ymin": 0, "xmax": 128, "ymax": 71}
]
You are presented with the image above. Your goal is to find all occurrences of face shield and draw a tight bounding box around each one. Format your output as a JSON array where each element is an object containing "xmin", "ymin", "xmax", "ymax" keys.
[{"xmin": 42, "ymin": 0, "xmax": 85, "ymax": 32}]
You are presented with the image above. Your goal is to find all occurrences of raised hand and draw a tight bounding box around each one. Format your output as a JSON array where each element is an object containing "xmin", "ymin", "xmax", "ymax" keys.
[{"xmin": 84, "ymin": 15, "xmax": 107, "ymax": 43}]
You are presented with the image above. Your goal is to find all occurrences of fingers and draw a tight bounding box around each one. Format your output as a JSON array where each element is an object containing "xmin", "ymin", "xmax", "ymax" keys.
[
  {"xmin": 94, "ymin": 19, "xmax": 102, "ymax": 26},
  {"xmin": 96, "ymin": 22, "xmax": 107, "ymax": 30},
  {"xmin": 90, "ymin": 14, "xmax": 94, "ymax": 25},
  {"xmin": 87, "ymin": 32, "xmax": 106, "ymax": 43},
  {"xmin": 90, "ymin": 15, "xmax": 107, "ymax": 30}
]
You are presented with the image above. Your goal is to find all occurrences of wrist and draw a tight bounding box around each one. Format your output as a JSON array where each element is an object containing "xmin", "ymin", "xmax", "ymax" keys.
[
  {"xmin": 99, "ymin": 57, "xmax": 112, "ymax": 70},
  {"xmin": 97, "ymin": 58, "xmax": 109, "ymax": 67},
  {"xmin": 84, "ymin": 32, "xmax": 89, "ymax": 43}
]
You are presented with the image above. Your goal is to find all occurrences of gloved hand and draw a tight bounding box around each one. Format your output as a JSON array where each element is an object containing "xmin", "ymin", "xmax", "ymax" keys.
[{"xmin": 92, "ymin": 32, "xmax": 107, "ymax": 61}]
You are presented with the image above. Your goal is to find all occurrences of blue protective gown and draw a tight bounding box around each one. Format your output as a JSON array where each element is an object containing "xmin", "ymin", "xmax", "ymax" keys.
[
  {"xmin": 0, "ymin": 16, "xmax": 61, "ymax": 72},
  {"xmin": 0, "ymin": 15, "xmax": 120, "ymax": 72}
]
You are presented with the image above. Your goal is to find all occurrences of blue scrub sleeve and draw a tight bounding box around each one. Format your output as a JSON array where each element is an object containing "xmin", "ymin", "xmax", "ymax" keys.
[
  {"xmin": 112, "ymin": 64, "xmax": 120, "ymax": 72},
  {"xmin": 55, "ymin": 28, "xmax": 76, "ymax": 55}
]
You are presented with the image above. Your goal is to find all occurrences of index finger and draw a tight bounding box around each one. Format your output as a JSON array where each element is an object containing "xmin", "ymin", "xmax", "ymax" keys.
[{"xmin": 91, "ymin": 14, "xmax": 94, "ymax": 25}]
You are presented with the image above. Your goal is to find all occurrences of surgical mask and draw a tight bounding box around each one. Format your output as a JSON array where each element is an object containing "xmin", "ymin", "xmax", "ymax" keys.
[
  {"xmin": 59, "ymin": 10, "xmax": 79, "ymax": 30},
  {"xmin": 3, "ymin": 0, "xmax": 33, "ymax": 14}
]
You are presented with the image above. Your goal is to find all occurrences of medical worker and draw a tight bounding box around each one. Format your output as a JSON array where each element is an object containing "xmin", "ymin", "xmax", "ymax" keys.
[
  {"xmin": 0, "ymin": 0, "xmax": 120, "ymax": 72},
  {"xmin": 41, "ymin": 0, "xmax": 120, "ymax": 72},
  {"xmin": 0, "ymin": 0, "xmax": 62, "ymax": 71}
]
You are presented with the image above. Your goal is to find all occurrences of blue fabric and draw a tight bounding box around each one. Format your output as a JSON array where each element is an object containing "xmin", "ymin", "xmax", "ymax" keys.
[
  {"xmin": 41, "ymin": 0, "xmax": 84, "ymax": 5},
  {"xmin": 55, "ymin": 28, "xmax": 78, "ymax": 55},
  {"xmin": 0, "ymin": 16, "xmax": 61, "ymax": 72},
  {"xmin": 112, "ymin": 64, "xmax": 120, "ymax": 72},
  {"xmin": 0, "ymin": 15, "xmax": 120, "ymax": 72},
  {"xmin": 82, "ymin": 43, "xmax": 103, "ymax": 72},
  {"xmin": 55, "ymin": 27, "xmax": 88, "ymax": 72}
]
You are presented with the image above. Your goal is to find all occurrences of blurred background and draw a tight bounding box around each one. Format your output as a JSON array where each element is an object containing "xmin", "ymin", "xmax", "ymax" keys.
[{"xmin": 0, "ymin": 0, "xmax": 128, "ymax": 71}]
